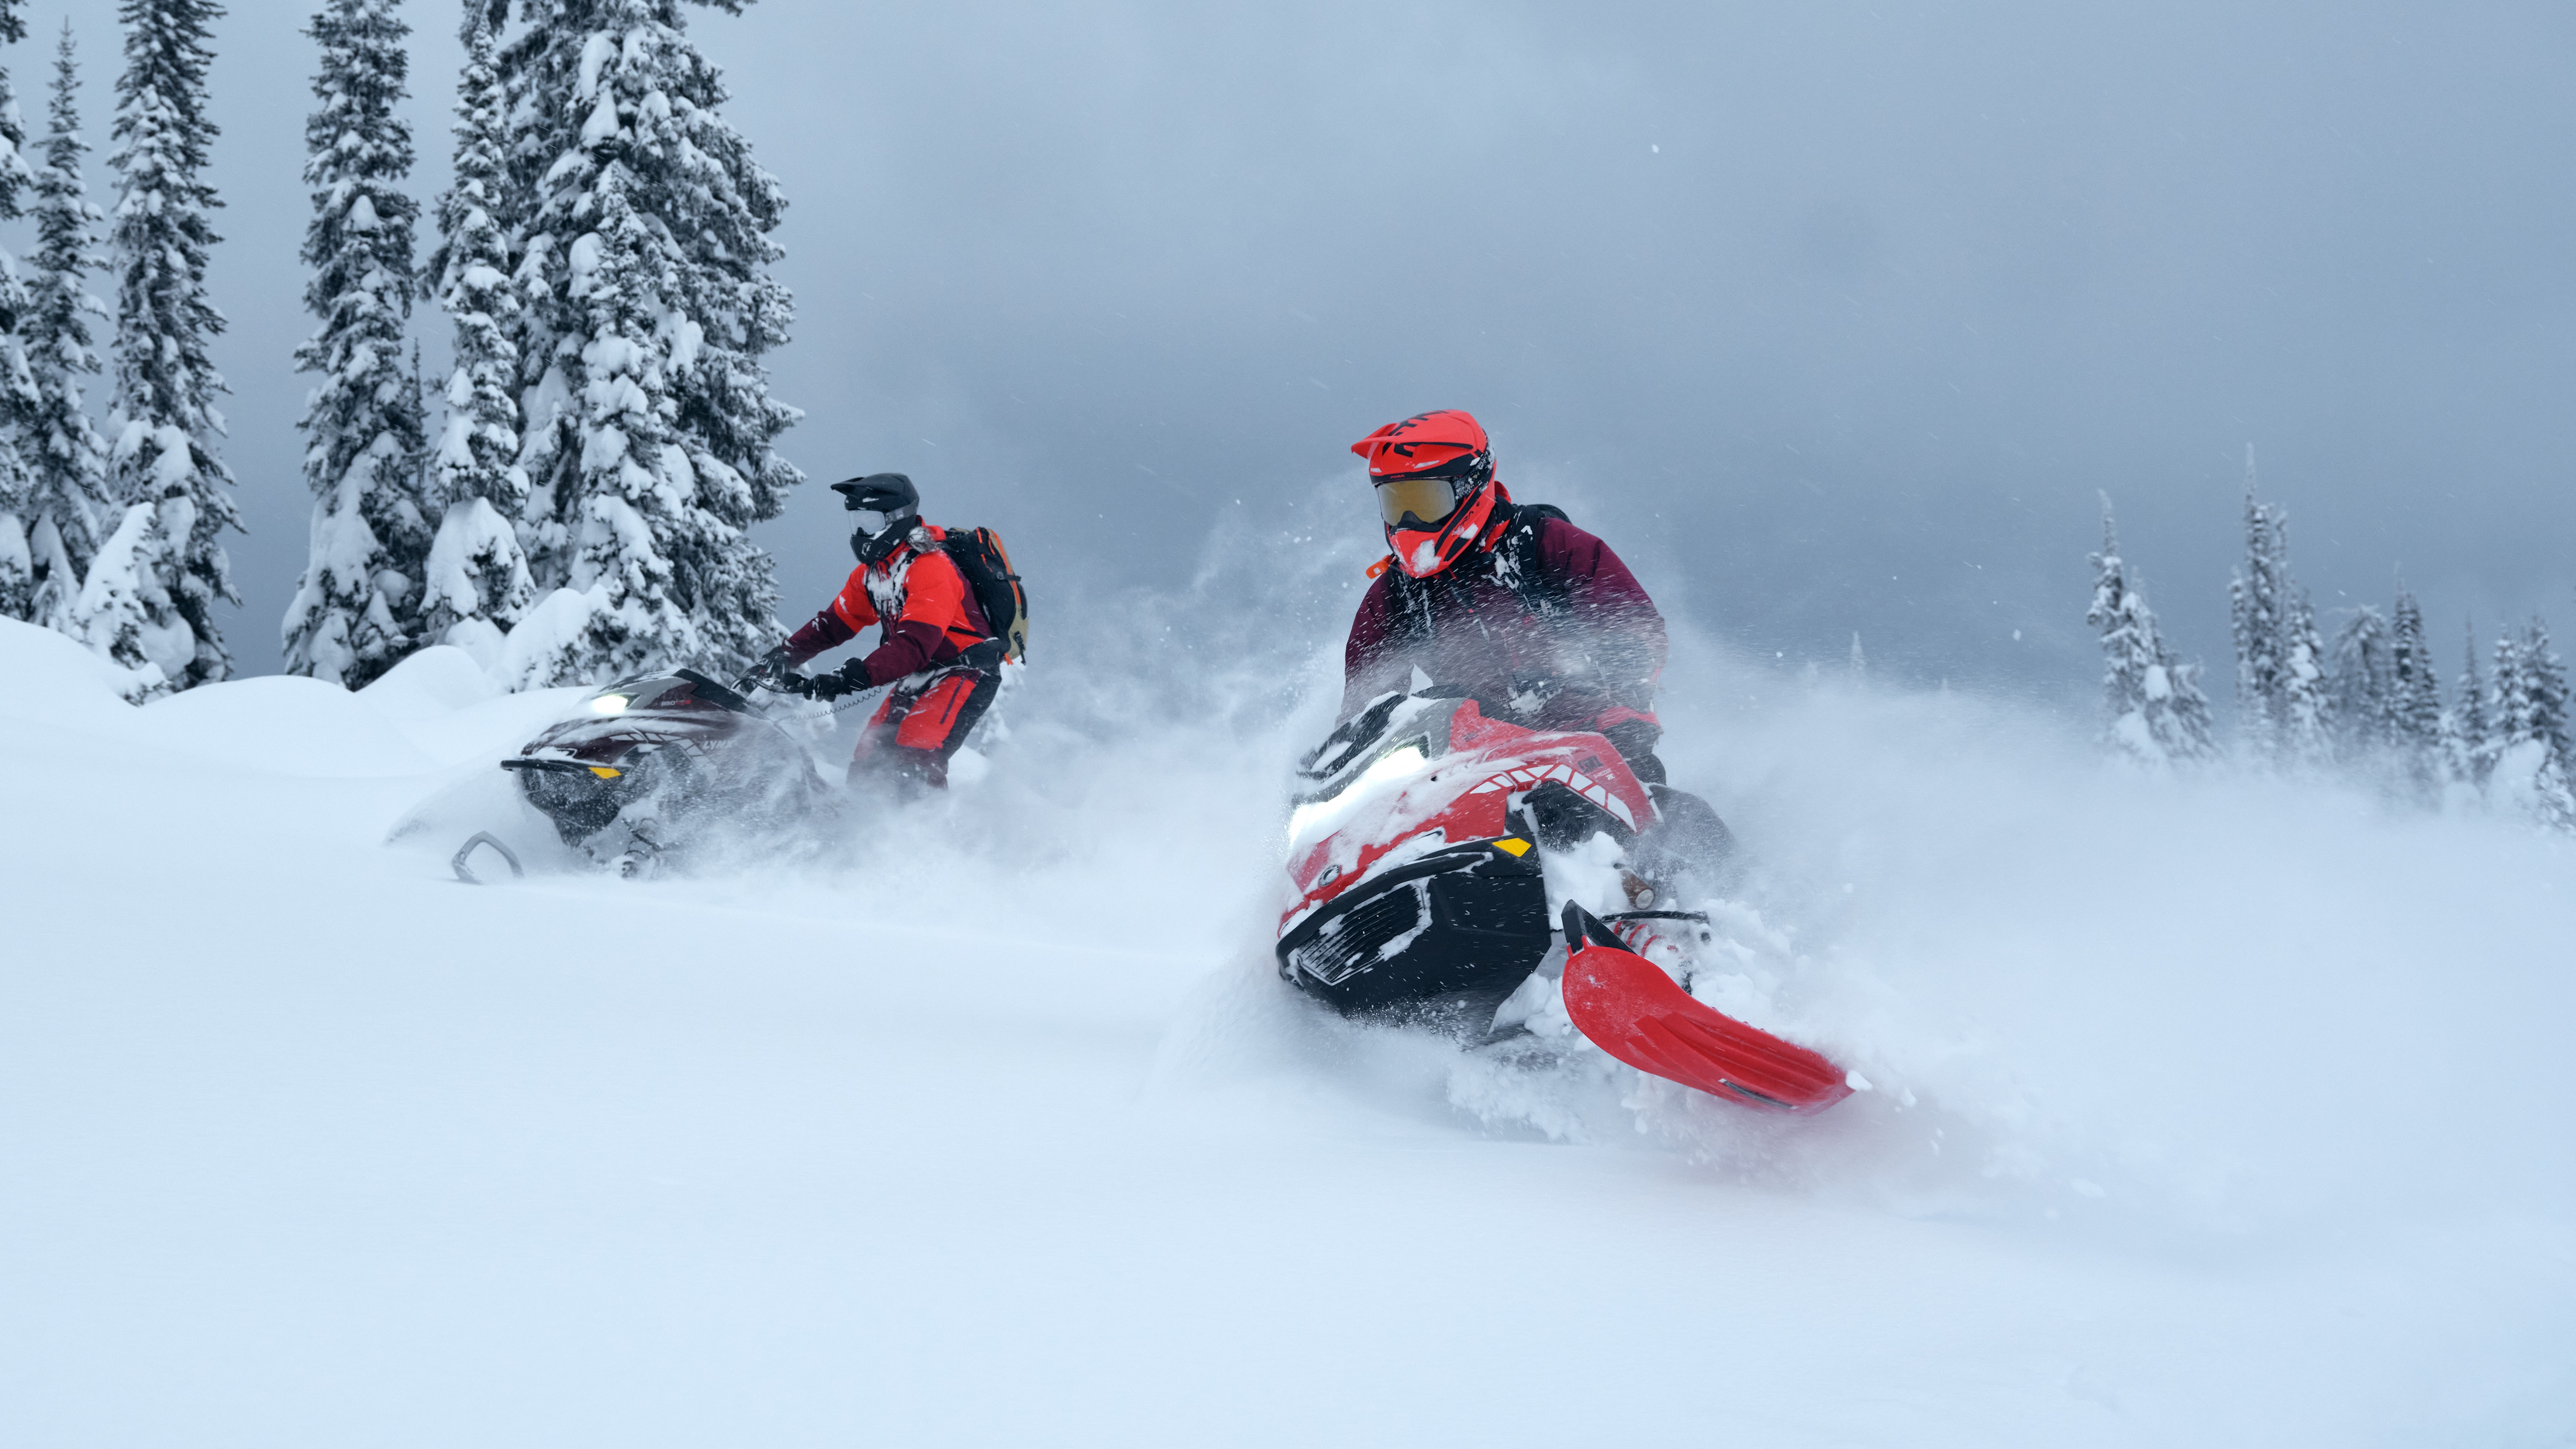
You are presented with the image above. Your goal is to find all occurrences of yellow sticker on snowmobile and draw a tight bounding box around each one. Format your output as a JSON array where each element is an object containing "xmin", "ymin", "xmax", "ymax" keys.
[
  {"xmin": 589, "ymin": 766, "xmax": 622, "ymax": 780},
  {"xmin": 1490, "ymin": 837, "xmax": 1531, "ymax": 856}
]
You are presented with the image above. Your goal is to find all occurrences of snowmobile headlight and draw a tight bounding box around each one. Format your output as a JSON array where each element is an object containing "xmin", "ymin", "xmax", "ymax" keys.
[{"xmin": 588, "ymin": 692, "xmax": 634, "ymax": 715}]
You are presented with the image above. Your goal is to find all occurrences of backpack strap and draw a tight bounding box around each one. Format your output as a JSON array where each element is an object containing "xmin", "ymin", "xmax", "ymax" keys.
[
  {"xmin": 1380, "ymin": 500, "xmax": 1573, "ymax": 648},
  {"xmin": 1494, "ymin": 501, "xmax": 1575, "ymax": 622}
]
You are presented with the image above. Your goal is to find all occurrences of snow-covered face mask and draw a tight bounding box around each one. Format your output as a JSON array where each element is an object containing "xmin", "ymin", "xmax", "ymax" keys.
[{"xmin": 851, "ymin": 509, "xmax": 917, "ymax": 564}]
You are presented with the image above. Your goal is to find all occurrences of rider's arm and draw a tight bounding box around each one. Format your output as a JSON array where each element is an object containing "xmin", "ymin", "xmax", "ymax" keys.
[
  {"xmin": 782, "ymin": 568, "xmax": 881, "ymax": 664},
  {"xmin": 1538, "ymin": 520, "xmax": 1667, "ymax": 702}
]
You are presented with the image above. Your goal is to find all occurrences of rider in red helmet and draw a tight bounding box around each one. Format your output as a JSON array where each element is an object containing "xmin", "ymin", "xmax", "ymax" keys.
[{"xmin": 1343, "ymin": 409, "xmax": 1731, "ymax": 875}]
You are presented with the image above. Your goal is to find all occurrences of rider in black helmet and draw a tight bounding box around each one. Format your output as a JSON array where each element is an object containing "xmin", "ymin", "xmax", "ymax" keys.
[{"xmin": 754, "ymin": 473, "xmax": 1005, "ymax": 790}]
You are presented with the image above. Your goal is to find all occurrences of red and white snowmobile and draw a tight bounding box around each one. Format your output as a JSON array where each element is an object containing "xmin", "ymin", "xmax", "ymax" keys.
[{"xmin": 1278, "ymin": 689, "xmax": 1852, "ymax": 1114}]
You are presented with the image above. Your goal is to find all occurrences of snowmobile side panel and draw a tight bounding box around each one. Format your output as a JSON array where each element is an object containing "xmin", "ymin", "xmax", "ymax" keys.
[
  {"xmin": 1281, "ymin": 702, "xmax": 1653, "ymax": 932},
  {"xmin": 1277, "ymin": 842, "xmax": 1552, "ymax": 1019},
  {"xmin": 1558, "ymin": 902, "xmax": 1852, "ymax": 1114}
]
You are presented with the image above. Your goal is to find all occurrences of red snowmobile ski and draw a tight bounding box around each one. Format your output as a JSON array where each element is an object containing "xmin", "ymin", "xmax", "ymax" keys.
[
  {"xmin": 1558, "ymin": 901, "xmax": 1851, "ymax": 1113},
  {"xmin": 1277, "ymin": 689, "xmax": 1852, "ymax": 1114}
]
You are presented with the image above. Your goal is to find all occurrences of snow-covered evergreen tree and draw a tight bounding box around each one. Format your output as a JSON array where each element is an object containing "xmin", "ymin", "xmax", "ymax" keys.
[
  {"xmin": 2482, "ymin": 629, "xmax": 2522, "ymax": 783},
  {"xmin": 281, "ymin": 0, "xmax": 429, "ymax": 688},
  {"xmin": 2327, "ymin": 604, "xmax": 2395, "ymax": 761},
  {"xmin": 2487, "ymin": 620, "xmax": 2575, "ymax": 829},
  {"xmin": 2443, "ymin": 619, "xmax": 2490, "ymax": 788},
  {"xmin": 2386, "ymin": 586, "xmax": 2443, "ymax": 797},
  {"xmin": 494, "ymin": 0, "xmax": 802, "ymax": 688},
  {"xmin": 98, "ymin": 0, "xmax": 239, "ymax": 689},
  {"xmin": 72, "ymin": 499, "xmax": 174, "ymax": 697},
  {"xmin": 0, "ymin": 0, "xmax": 47, "ymax": 623},
  {"xmin": 2087, "ymin": 499, "xmax": 2215, "ymax": 764},
  {"xmin": 417, "ymin": 3, "xmax": 530, "ymax": 657},
  {"xmin": 17, "ymin": 25, "xmax": 116, "ymax": 636},
  {"xmin": 2229, "ymin": 453, "xmax": 2330, "ymax": 767}
]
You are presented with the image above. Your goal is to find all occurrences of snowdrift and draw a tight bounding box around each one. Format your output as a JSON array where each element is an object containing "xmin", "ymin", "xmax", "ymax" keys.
[{"xmin": 3, "ymin": 610, "xmax": 2572, "ymax": 1447}]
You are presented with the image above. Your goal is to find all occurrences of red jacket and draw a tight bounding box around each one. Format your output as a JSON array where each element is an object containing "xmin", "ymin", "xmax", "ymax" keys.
[
  {"xmin": 1343, "ymin": 504, "xmax": 1666, "ymax": 730},
  {"xmin": 784, "ymin": 525, "xmax": 993, "ymax": 685}
]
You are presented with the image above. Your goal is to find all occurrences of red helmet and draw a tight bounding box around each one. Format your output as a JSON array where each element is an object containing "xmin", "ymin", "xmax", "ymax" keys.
[{"xmin": 1351, "ymin": 410, "xmax": 1500, "ymax": 579}]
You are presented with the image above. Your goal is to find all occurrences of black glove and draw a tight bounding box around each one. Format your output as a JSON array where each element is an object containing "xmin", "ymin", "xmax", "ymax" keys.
[
  {"xmin": 806, "ymin": 660, "xmax": 870, "ymax": 702},
  {"xmin": 749, "ymin": 644, "xmax": 795, "ymax": 691}
]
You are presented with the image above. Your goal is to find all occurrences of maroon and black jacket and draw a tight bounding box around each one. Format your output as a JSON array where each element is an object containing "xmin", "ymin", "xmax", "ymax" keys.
[
  {"xmin": 1342, "ymin": 499, "xmax": 1667, "ymax": 736},
  {"xmin": 783, "ymin": 525, "xmax": 992, "ymax": 687}
]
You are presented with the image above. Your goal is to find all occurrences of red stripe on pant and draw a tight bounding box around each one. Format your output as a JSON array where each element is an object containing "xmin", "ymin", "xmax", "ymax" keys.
[{"xmin": 894, "ymin": 674, "xmax": 979, "ymax": 750}]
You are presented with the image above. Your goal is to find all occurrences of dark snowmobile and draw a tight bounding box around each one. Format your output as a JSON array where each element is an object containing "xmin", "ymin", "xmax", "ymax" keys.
[
  {"xmin": 479, "ymin": 668, "xmax": 828, "ymax": 878},
  {"xmin": 1278, "ymin": 689, "xmax": 1852, "ymax": 1114}
]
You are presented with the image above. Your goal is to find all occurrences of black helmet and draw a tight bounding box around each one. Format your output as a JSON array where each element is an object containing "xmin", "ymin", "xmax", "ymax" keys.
[{"xmin": 831, "ymin": 473, "xmax": 921, "ymax": 564}]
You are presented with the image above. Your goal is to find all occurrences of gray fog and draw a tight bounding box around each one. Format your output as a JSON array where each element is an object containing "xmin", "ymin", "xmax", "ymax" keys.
[{"xmin": 34, "ymin": 0, "xmax": 2576, "ymax": 700}]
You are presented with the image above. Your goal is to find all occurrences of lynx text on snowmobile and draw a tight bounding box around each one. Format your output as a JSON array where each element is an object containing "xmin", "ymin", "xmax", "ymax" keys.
[
  {"xmin": 1278, "ymin": 688, "xmax": 1853, "ymax": 1114},
  {"xmin": 489, "ymin": 668, "xmax": 830, "ymax": 879}
]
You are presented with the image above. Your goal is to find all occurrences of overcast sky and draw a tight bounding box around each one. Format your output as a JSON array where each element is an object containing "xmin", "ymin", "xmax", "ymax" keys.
[{"xmin": 30, "ymin": 0, "xmax": 2576, "ymax": 700}]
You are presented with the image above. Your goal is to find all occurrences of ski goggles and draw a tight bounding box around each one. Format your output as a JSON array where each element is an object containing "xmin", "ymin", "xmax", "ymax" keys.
[
  {"xmin": 851, "ymin": 508, "xmax": 911, "ymax": 537},
  {"xmin": 1375, "ymin": 474, "xmax": 1471, "ymax": 529}
]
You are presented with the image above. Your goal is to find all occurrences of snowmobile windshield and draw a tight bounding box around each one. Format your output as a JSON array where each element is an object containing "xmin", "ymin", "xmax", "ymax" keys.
[
  {"xmin": 1291, "ymin": 693, "xmax": 1470, "ymax": 804},
  {"xmin": 1286, "ymin": 741, "xmax": 1431, "ymax": 850},
  {"xmin": 1298, "ymin": 692, "xmax": 1412, "ymax": 786},
  {"xmin": 1375, "ymin": 474, "xmax": 1466, "ymax": 529}
]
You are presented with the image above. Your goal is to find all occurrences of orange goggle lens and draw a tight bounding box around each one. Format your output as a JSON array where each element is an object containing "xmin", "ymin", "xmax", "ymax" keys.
[{"xmin": 1376, "ymin": 475, "xmax": 1464, "ymax": 528}]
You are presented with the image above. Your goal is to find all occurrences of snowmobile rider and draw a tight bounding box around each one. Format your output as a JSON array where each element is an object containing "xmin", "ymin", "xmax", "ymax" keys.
[
  {"xmin": 755, "ymin": 473, "xmax": 1004, "ymax": 790},
  {"xmin": 1342, "ymin": 408, "xmax": 1731, "ymax": 877}
]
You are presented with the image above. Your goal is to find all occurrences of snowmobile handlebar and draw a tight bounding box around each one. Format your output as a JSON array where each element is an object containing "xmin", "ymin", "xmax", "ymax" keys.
[
  {"xmin": 672, "ymin": 668, "xmax": 758, "ymax": 713},
  {"xmin": 725, "ymin": 663, "xmax": 899, "ymax": 722}
]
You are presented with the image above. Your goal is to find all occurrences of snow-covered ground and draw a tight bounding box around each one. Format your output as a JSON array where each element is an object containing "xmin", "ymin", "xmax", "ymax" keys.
[{"xmin": 5, "ymin": 608, "xmax": 2572, "ymax": 1447}]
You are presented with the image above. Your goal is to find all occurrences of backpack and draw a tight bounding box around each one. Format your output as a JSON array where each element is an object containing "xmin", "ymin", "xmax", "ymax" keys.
[{"xmin": 939, "ymin": 526, "xmax": 1030, "ymax": 662}]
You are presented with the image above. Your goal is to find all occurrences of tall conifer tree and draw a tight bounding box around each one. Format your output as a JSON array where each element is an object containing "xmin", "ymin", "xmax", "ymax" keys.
[
  {"xmin": 2228, "ymin": 450, "xmax": 2328, "ymax": 766},
  {"xmin": 2443, "ymin": 619, "xmax": 2490, "ymax": 787},
  {"xmin": 2327, "ymin": 605, "xmax": 2396, "ymax": 762},
  {"xmin": 2386, "ymin": 586, "xmax": 2444, "ymax": 798},
  {"xmin": 418, "ymin": 3, "xmax": 530, "ymax": 653},
  {"xmin": 2488, "ymin": 620, "xmax": 2574, "ymax": 829},
  {"xmin": 282, "ymin": 0, "xmax": 430, "ymax": 687},
  {"xmin": 99, "ymin": 0, "xmax": 238, "ymax": 689},
  {"xmin": 2276, "ymin": 583, "xmax": 2330, "ymax": 766},
  {"xmin": 20, "ymin": 25, "xmax": 114, "ymax": 636},
  {"xmin": 493, "ymin": 0, "xmax": 802, "ymax": 687},
  {"xmin": 0, "ymin": 0, "xmax": 47, "ymax": 622},
  {"xmin": 2087, "ymin": 498, "xmax": 2215, "ymax": 764}
]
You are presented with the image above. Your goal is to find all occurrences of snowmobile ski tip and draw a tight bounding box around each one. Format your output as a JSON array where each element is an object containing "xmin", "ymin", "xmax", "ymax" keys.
[
  {"xmin": 1558, "ymin": 901, "xmax": 1851, "ymax": 1114},
  {"xmin": 451, "ymin": 832, "xmax": 524, "ymax": 885}
]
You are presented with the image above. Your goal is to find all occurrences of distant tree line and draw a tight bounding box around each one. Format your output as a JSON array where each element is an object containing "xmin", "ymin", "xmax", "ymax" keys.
[
  {"xmin": 0, "ymin": 0, "xmax": 801, "ymax": 698},
  {"xmin": 2090, "ymin": 448, "xmax": 2573, "ymax": 830}
]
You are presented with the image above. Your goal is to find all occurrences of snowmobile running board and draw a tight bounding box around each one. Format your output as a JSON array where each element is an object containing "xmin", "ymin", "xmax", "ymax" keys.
[
  {"xmin": 1558, "ymin": 901, "xmax": 1853, "ymax": 1114},
  {"xmin": 452, "ymin": 832, "xmax": 524, "ymax": 885}
]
